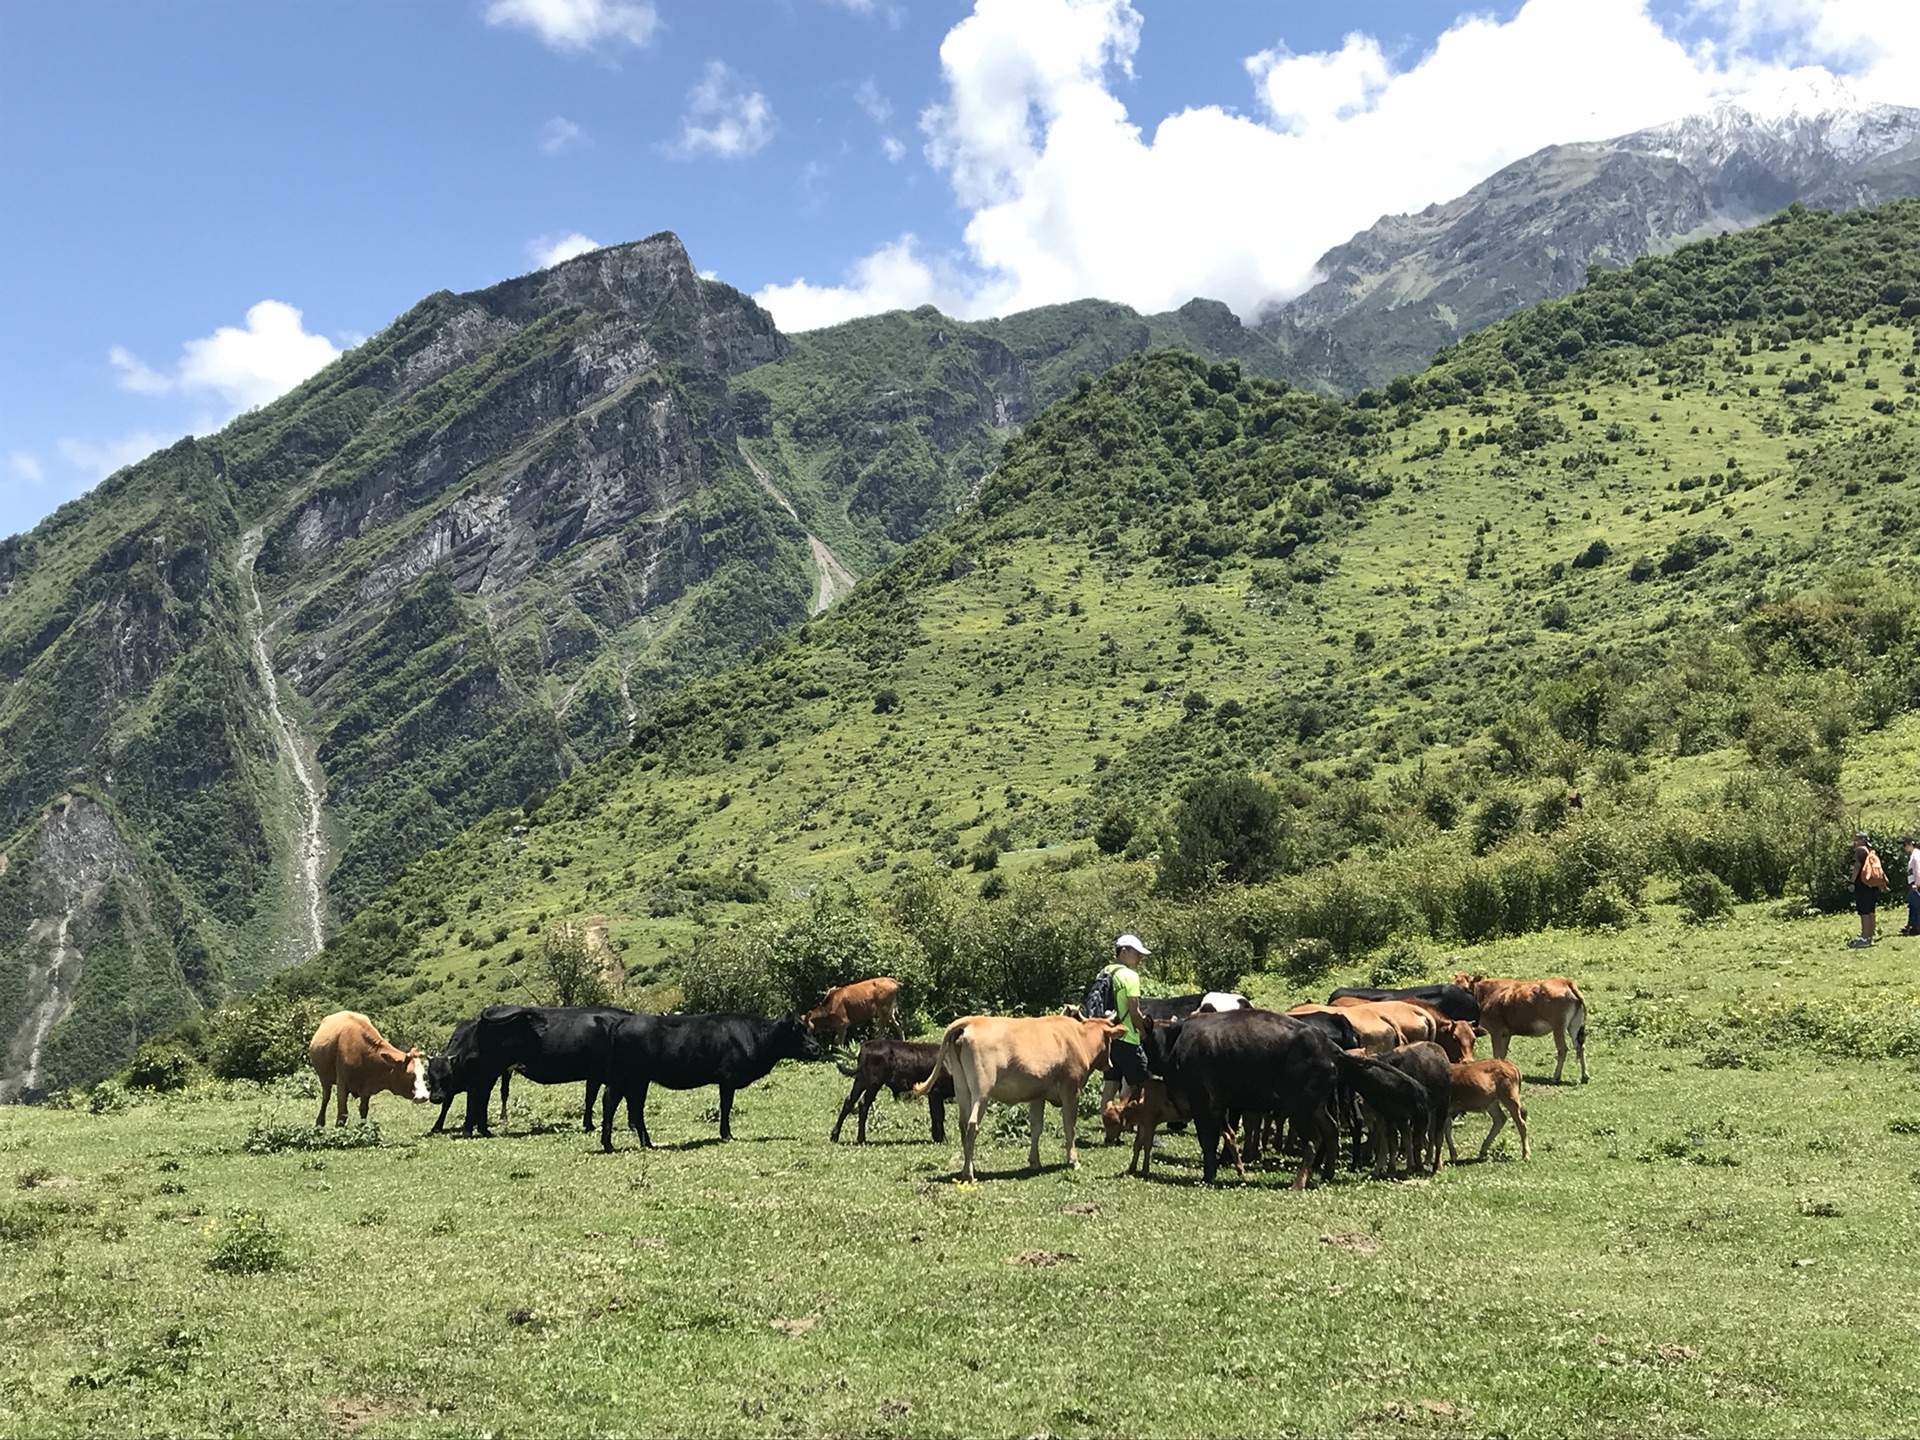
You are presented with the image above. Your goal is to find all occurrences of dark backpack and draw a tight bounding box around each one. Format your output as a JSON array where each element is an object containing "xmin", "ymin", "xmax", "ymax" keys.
[{"xmin": 1083, "ymin": 965, "xmax": 1118, "ymax": 1019}]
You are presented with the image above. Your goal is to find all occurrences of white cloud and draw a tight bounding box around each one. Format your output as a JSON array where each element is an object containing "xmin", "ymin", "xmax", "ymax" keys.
[
  {"xmin": 758, "ymin": 0, "xmax": 1920, "ymax": 331},
  {"xmin": 6, "ymin": 451, "xmax": 43, "ymax": 484},
  {"xmin": 757, "ymin": 236, "xmax": 991, "ymax": 331},
  {"xmin": 854, "ymin": 79, "xmax": 892, "ymax": 124},
  {"xmin": 56, "ymin": 430, "xmax": 175, "ymax": 484},
  {"xmin": 881, "ymin": 134, "xmax": 907, "ymax": 163},
  {"xmin": 528, "ymin": 233, "xmax": 602, "ymax": 269},
  {"xmin": 111, "ymin": 301, "xmax": 340, "ymax": 412},
  {"xmin": 484, "ymin": 0, "xmax": 658, "ymax": 52},
  {"xmin": 539, "ymin": 115, "xmax": 588, "ymax": 155},
  {"xmin": 668, "ymin": 61, "xmax": 776, "ymax": 160}
]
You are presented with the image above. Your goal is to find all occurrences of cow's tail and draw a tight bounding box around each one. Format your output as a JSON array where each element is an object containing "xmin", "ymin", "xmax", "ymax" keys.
[
  {"xmin": 910, "ymin": 1023, "xmax": 963, "ymax": 1099},
  {"xmin": 1567, "ymin": 981, "xmax": 1588, "ymax": 1048},
  {"xmin": 836, "ymin": 1057, "xmax": 861, "ymax": 1079}
]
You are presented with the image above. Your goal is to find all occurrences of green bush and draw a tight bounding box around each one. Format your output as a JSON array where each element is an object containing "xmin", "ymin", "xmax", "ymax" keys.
[
  {"xmin": 1368, "ymin": 939, "xmax": 1427, "ymax": 986},
  {"xmin": 125, "ymin": 1043, "xmax": 195, "ymax": 1093},
  {"xmin": 87, "ymin": 1080, "xmax": 131, "ymax": 1115},
  {"xmin": 1576, "ymin": 883, "xmax": 1637, "ymax": 930},
  {"xmin": 1278, "ymin": 937, "xmax": 1338, "ymax": 986},
  {"xmin": 242, "ymin": 1117, "xmax": 383, "ymax": 1154},
  {"xmin": 1159, "ymin": 771, "xmax": 1288, "ymax": 893},
  {"xmin": 203, "ymin": 994, "xmax": 331, "ymax": 1083},
  {"xmin": 205, "ymin": 1209, "xmax": 293, "ymax": 1274},
  {"xmin": 1677, "ymin": 871, "xmax": 1736, "ymax": 924}
]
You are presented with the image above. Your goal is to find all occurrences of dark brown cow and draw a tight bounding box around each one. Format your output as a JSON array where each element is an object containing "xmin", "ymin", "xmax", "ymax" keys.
[
  {"xmin": 803, "ymin": 977, "xmax": 905, "ymax": 1044},
  {"xmin": 831, "ymin": 1037, "xmax": 951, "ymax": 1143},
  {"xmin": 309, "ymin": 1011, "xmax": 428, "ymax": 1127}
]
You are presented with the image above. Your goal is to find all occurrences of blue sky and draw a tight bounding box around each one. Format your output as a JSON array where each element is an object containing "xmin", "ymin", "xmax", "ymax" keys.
[{"xmin": 3, "ymin": 0, "xmax": 1914, "ymax": 540}]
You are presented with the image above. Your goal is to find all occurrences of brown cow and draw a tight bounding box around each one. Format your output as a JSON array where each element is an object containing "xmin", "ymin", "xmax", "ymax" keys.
[
  {"xmin": 803, "ymin": 977, "xmax": 905, "ymax": 1044},
  {"xmin": 1446, "ymin": 1058, "xmax": 1529, "ymax": 1161},
  {"xmin": 1286, "ymin": 1003, "xmax": 1398, "ymax": 1053},
  {"xmin": 911, "ymin": 1014, "xmax": 1121, "ymax": 1181},
  {"xmin": 1102, "ymin": 1078, "xmax": 1245, "ymax": 1180},
  {"xmin": 309, "ymin": 1011, "xmax": 428, "ymax": 1127},
  {"xmin": 1454, "ymin": 973, "xmax": 1589, "ymax": 1083},
  {"xmin": 1328, "ymin": 997, "xmax": 1449, "ymax": 1046},
  {"xmin": 1430, "ymin": 1017, "xmax": 1478, "ymax": 1063}
]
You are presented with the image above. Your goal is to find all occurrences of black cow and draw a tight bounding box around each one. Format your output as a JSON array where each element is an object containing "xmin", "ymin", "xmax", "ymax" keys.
[
  {"xmin": 1328, "ymin": 984, "xmax": 1480, "ymax": 1024},
  {"xmin": 1286, "ymin": 1007, "xmax": 1365, "ymax": 1053},
  {"xmin": 831, "ymin": 1038, "xmax": 952, "ymax": 1144},
  {"xmin": 1381, "ymin": 1041, "xmax": 1453, "ymax": 1171},
  {"xmin": 1137, "ymin": 1009, "xmax": 1342, "ymax": 1188},
  {"xmin": 1335, "ymin": 1051, "xmax": 1435, "ymax": 1177},
  {"xmin": 600, "ymin": 1011, "xmax": 824, "ymax": 1151},
  {"xmin": 427, "ymin": 1005, "xmax": 630, "ymax": 1137}
]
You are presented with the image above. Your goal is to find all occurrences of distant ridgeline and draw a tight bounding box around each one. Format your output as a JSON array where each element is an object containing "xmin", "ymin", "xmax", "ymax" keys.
[{"xmin": 254, "ymin": 202, "xmax": 1920, "ymax": 1053}]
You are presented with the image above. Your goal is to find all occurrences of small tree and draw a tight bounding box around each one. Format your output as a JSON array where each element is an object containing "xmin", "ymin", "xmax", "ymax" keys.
[
  {"xmin": 543, "ymin": 921, "xmax": 613, "ymax": 1008},
  {"xmin": 1159, "ymin": 771, "xmax": 1287, "ymax": 894}
]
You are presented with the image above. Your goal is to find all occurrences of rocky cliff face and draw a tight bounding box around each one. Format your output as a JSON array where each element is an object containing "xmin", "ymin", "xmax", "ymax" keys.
[{"xmin": 1266, "ymin": 79, "xmax": 1920, "ymax": 391}]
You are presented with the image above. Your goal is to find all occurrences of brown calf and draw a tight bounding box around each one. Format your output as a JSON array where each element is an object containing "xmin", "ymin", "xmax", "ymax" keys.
[
  {"xmin": 309, "ymin": 1011, "xmax": 428, "ymax": 1127},
  {"xmin": 803, "ymin": 976, "xmax": 905, "ymax": 1044},
  {"xmin": 1454, "ymin": 973, "xmax": 1589, "ymax": 1083},
  {"xmin": 1102, "ymin": 1078, "xmax": 1245, "ymax": 1179},
  {"xmin": 1446, "ymin": 1058, "xmax": 1529, "ymax": 1161}
]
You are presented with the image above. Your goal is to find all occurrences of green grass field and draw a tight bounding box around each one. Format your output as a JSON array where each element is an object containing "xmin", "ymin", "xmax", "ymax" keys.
[{"xmin": 7, "ymin": 904, "xmax": 1920, "ymax": 1438}]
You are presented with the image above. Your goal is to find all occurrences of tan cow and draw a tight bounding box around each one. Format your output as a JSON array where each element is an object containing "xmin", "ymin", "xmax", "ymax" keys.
[
  {"xmin": 1102, "ymin": 1078, "xmax": 1245, "ymax": 1180},
  {"xmin": 803, "ymin": 977, "xmax": 905, "ymax": 1044},
  {"xmin": 911, "ymin": 1014, "xmax": 1121, "ymax": 1182},
  {"xmin": 309, "ymin": 1011, "xmax": 429, "ymax": 1127},
  {"xmin": 1446, "ymin": 1058, "xmax": 1529, "ymax": 1161},
  {"xmin": 1454, "ymin": 973, "xmax": 1589, "ymax": 1083},
  {"xmin": 1286, "ymin": 1003, "xmax": 1398, "ymax": 1053},
  {"xmin": 1328, "ymin": 996, "xmax": 1451, "ymax": 1046},
  {"xmin": 1430, "ymin": 1017, "xmax": 1478, "ymax": 1063}
]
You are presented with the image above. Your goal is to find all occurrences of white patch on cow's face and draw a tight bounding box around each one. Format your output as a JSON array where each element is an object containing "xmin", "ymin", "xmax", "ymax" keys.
[{"xmin": 409, "ymin": 1054, "xmax": 430, "ymax": 1102}]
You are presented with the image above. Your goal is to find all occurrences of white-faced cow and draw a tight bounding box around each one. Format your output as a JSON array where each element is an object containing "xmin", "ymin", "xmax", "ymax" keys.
[{"xmin": 309, "ymin": 1011, "xmax": 428, "ymax": 1127}]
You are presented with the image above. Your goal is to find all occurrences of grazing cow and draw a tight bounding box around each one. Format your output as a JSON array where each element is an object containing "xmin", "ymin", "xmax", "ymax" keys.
[
  {"xmin": 803, "ymin": 977, "xmax": 906, "ymax": 1044},
  {"xmin": 428, "ymin": 1005, "xmax": 630, "ymax": 1137},
  {"xmin": 1102, "ymin": 1078, "xmax": 1243, "ymax": 1179},
  {"xmin": 1454, "ymin": 973, "xmax": 1589, "ymax": 1084},
  {"xmin": 1447, "ymin": 1058, "xmax": 1529, "ymax": 1162},
  {"xmin": 1430, "ymin": 1017, "xmax": 1479, "ymax": 1063},
  {"xmin": 1327, "ymin": 996, "xmax": 1450, "ymax": 1046},
  {"xmin": 1328, "ymin": 983, "xmax": 1480, "ymax": 1024},
  {"xmin": 601, "ymin": 1012, "xmax": 824, "ymax": 1151},
  {"xmin": 1334, "ymin": 1052, "xmax": 1435, "ymax": 1177},
  {"xmin": 1380, "ymin": 1041, "xmax": 1453, "ymax": 1173},
  {"xmin": 1138, "ymin": 1009, "xmax": 1343, "ymax": 1189},
  {"xmin": 1287, "ymin": 1003, "xmax": 1398, "ymax": 1053},
  {"xmin": 309, "ymin": 1011, "xmax": 428, "ymax": 1127},
  {"xmin": 831, "ymin": 1038, "xmax": 951, "ymax": 1144},
  {"xmin": 909, "ymin": 1015, "xmax": 1121, "ymax": 1182}
]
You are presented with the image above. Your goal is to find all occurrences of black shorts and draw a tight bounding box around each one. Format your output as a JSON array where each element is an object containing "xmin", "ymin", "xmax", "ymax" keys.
[
  {"xmin": 1109, "ymin": 1039, "xmax": 1149, "ymax": 1087},
  {"xmin": 1856, "ymin": 884, "xmax": 1879, "ymax": 916}
]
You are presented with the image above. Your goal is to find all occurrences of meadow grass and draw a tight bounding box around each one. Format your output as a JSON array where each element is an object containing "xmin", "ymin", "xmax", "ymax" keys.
[{"xmin": 7, "ymin": 906, "xmax": 1920, "ymax": 1438}]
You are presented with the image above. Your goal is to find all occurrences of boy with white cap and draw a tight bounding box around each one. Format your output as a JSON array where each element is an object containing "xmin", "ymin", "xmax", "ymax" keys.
[{"xmin": 1094, "ymin": 934, "xmax": 1151, "ymax": 1123}]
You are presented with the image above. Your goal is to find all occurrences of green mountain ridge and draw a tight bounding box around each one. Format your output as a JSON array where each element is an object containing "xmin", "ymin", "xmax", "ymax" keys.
[{"xmin": 252, "ymin": 201, "xmax": 1920, "ymax": 1050}]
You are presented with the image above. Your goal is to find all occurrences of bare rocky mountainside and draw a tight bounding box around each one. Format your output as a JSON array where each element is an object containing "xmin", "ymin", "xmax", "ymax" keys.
[{"xmin": 1263, "ymin": 79, "xmax": 1920, "ymax": 391}]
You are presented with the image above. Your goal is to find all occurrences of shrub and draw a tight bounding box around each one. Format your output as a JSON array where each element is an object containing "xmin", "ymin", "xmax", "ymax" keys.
[
  {"xmin": 125, "ymin": 1043, "xmax": 195, "ymax": 1093},
  {"xmin": 1283, "ymin": 862, "xmax": 1406, "ymax": 960},
  {"xmin": 541, "ymin": 920, "xmax": 615, "ymax": 1008},
  {"xmin": 243, "ymin": 1117, "xmax": 383, "ymax": 1154},
  {"xmin": 1368, "ymin": 939, "xmax": 1428, "ymax": 986},
  {"xmin": 203, "ymin": 994, "xmax": 330, "ymax": 1083},
  {"xmin": 1470, "ymin": 794, "xmax": 1524, "ymax": 856},
  {"xmin": 1092, "ymin": 806, "xmax": 1135, "ymax": 856},
  {"xmin": 1159, "ymin": 771, "xmax": 1288, "ymax": 893},
  {"xmin": 1677, "ymin": 871, "xmax": 1736, "ymax": 924},
  {"xmin": 1278, "ymin": 937, "xmax": 1337, "ymax": 986},
  {"xmin": 87, "ymin": 1080, "xmax": 131, "ymax": 1115},
  {"xmin": 205, "ymin": 1210, "xmax": 293, "ymax": 1274},
  {"xmin": 1576, "ymin": 883, "xmax": 1637, "ymax": 930}
]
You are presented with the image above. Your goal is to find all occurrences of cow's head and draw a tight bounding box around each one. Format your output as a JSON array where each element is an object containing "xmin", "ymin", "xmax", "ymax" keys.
[
  {"xmin": 802, "ymin": 1006, "xmax": 846, "ymax": 1042},
  {"xmin": 1136, "ymin": 1013, "xmax": 1178, "ymax": 1078},
  {"xmin": 404, "ymin": 1048, "xmax": 430, "ymax": 1102},
  {"xmin": 1433, "ymin": 1020, "xmax": 1477, "ymax": 1063},
  {"xmin": 775, "ymin": 1013, "xmax": 828, "ymax": 1063},
  {"xmin": 1453, "ymin": 972, "xmax": 1485, "ymax": 991},
  {"xmin": 425, "ymin": 1052, "xmax": 459, "ymax": 1105}
]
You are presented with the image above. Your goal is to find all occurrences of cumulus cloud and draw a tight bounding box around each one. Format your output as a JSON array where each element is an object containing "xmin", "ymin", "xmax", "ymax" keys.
[
  {"xmin": 110, "ymin": 301, "xmax": 340, "ymax": 412},
  {"xmin": 756, "ymin": 237, "xmax": 990, "ymax": 332},
  {"xmin": 484, "ymin": 0, "xmax": 658, "ymax": 52},
  {"xmin": 6, "ymin": 451, "xmax": 43, "ymax": 484},
  {"xmin": 754, "ymin": 0, "xmax": 1920, "ymax": 333},
  {"xmin": 528, "ymin": 232, "xmax": 602, "ymax": 268},
  {"xmin": 668, "ymin": 61, "xmax": 776, "ymax": 159},
  {"xmin": 540, "ymin": 116, "xmax": 588, "ymax": 155},
  {"xmin": 881, "ymin": 135, "xmax": 907, "ymax": 163}
]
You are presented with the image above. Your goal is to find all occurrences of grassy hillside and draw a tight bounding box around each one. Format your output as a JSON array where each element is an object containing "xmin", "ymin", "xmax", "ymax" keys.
[
  {"xmin": 6, "ymin": 908, "xmax": 1920, "ymax": 1437},
  {"xmin": 223, "ymin": 201, "xmax": 1920, "ymax": 1048}
]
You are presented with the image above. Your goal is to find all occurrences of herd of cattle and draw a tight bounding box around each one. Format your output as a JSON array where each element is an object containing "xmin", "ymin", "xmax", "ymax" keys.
[{"xmin": 305, "ymin": 972, "xmax": 1589, "ymax": 1188}]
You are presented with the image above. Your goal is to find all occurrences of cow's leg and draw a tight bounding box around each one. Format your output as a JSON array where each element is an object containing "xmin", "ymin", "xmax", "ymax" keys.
[
  {"xmin": 1512, "ymin": 1096, "xmax": 1530, "ymax": 1159},
  {"xmin": 358, "ymin": 1093, "xmax": 371, "ymax": 1122},
  {"xmin": 499, "ymin": 1071, "xmax": 512, "ymax": 1125},
  {"xmin": 1061, "ymin": 1093, "xmax": 1079, "ymax": 1172},
  {"xmin": 336, "ymin": 1081, "xmax": 349, "ymax": 1127},
  {"xmin": 1026, "ymin": 1098, "xmax": 1047, "ymax": 1171},
  {"xmin": 632, "ymin": 1081, "xmax": 654, "ymax": 1148},
  {"xmin": 1478, "ymin": 1103, "xmax": 1507, "ymax": 1161},
  {"xmin": 928, "ymin": 1095, "xmax": 946, "ymax": 1144},
  {"xmin": 1223, "ymin": 1124, "xmax": 1246, "ymax": 1182},
  {"xmin": 1445, "ymin": 1111, "xmax": 1460, "ymax": 1165},
  {"xmin": 315, "ymin": 1080, "xmax": 332, "ymax": 1128},
  {"xmin": 1131, "ymin": 1119, "xmax": 1152, "ymax": 1176},
  {"xmin": 718, "ymin": 1087, "xmax": 736, "ymax": 1141},
  {"xmin": 599, "ymin": 1085, "xmax": 621, "ymax": 1152},
  {"xmin": 1574, "ymin": 1019, "xmax": 1589, "ymax": 1084},
  {"xmin": 831, "ymin": 1080, "xmax": 861, "ymax": 1143},
  {"xmin": 583, "ymin": 1081, "xmax": 600, "ymax": 1133},
  {"xmin": 1491, "ymin": 1031, "xmax": 1510, "ymax": 1063},
  {"xmin": 1194, "ymin": 1113, "xmax": 1223, "ymax": 1185}
]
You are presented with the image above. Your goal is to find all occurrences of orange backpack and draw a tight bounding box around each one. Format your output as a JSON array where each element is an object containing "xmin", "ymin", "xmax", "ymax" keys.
[{"xmin": 1862, "ymin": 848, "xmax": 1888, "ymax": 890}]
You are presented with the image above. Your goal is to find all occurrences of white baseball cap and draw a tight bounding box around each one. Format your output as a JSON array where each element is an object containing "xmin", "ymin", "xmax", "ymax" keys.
[{"xmin": 1114, "ymin": 934, "xmax": 1150, "ymax": 956}]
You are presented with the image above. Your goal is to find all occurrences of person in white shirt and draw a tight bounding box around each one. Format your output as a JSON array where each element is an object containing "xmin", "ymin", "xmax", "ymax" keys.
[{"xmin": 1903, "ymin": 837, "xmax": 1920, "ymax": 937}]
